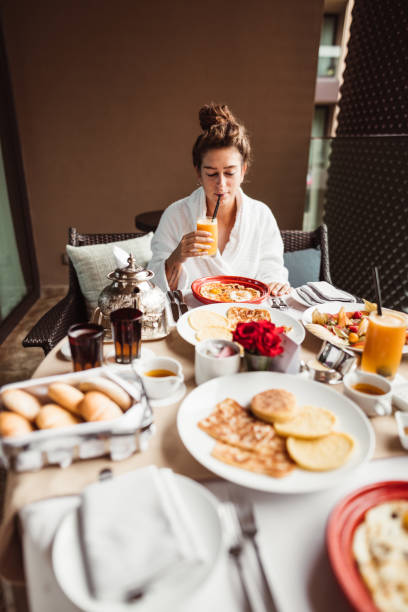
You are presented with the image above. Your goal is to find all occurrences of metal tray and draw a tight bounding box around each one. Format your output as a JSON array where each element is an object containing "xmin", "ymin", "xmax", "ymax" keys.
[{"xmin": 0, "ymin": 366, "xmax": 154, "ymax": 472}]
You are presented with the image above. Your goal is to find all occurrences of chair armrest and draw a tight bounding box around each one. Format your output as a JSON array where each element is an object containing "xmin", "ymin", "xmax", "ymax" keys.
[{"xmin": 22, "ymin": 292, "xmax": 87, "ymax": 355}]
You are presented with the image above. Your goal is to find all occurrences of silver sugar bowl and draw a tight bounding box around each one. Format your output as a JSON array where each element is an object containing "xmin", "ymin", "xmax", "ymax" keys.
[{"xmin": 97, "ymin": 253, "xmax": 168, "ymax": 341}]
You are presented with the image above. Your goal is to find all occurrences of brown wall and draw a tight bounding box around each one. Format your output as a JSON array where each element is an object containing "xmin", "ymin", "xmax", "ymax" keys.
[{"xmin": 1, "ymin": 0, "xmax": 323, "ymax": 285}]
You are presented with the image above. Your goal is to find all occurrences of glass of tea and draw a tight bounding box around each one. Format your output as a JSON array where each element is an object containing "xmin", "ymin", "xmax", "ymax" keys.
[
  {"xmin": 110, "ymin": 307, "xmax": 143, "ymax": 364},
  {"xmin": 196, "ymin": 216, "xmax": 217, "ymax": 257},
  {"xmin": 361, "ymin": 311, "xmax": 407, "ymax": 378},
  {"xmin": 68, "ymin": 323, "xmax": 105, "ymax": 371}
]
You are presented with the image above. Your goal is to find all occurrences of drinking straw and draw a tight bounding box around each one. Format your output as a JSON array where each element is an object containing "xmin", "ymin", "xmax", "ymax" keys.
[
  {"xmin": 372, "ymin": 266, "xmax": 383, "ymax": 316},
  {"xmin": 212, "ymin": 195, "xmax": 221, "ymax": 222}
]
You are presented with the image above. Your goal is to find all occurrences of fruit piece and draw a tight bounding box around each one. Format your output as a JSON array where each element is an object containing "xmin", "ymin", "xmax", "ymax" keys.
[
  {"xmin": 349, "ymin": 325, "xmax": 359, "ymax": 333},
  {"xmin": 353, "ymin": 311, "xmax": 364, "ymax": 319},
  {"xmin": 349, "ymin": 332, "xmax": 359, "ymax": 344}
]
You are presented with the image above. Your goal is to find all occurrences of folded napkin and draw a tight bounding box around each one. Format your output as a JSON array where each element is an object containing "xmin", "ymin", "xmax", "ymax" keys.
[
  {"xmin": 295, "ymin": 281, "xmax": 357, "ymax": 306},
  {"xmin": 78, "ymin": 466, "xmax": 207, "ymax": 604},
  {"xmin": 113, "ymin": 245, "xmax": 131, "ymax": 268}
]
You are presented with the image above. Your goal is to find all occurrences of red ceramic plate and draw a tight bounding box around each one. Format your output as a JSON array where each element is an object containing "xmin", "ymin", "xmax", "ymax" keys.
[
  {"xmin": 191, "ymin": 275, "xmax": 269, "ymax": 305},
  {"xmin": 326, "ymin": 480, "xmax": 408, "ymax": 612}
]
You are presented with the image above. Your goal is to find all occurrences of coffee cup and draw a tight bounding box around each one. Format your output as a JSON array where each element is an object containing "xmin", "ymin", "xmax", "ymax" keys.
[
  {"xmin": 135, "ymin": 357, "xmax": 184, "ymax": 400},
  {"xmin": 195, "ymin": 339, "xmax": 241, "ymax": 386},
  {"xmin": 343, "ymin": 370, "xmax": 392, "ymax": 417}
]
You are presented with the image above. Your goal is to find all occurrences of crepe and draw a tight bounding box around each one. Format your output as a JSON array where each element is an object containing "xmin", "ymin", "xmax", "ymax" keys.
[
  {"xmin": 273, "ymin": 405, "xmax": 337, "ymax": 439},
  {"xmin": 212, "ymin": 441, "xmax": 295, "ymax": 478},
  {"xmin": 195, "ymin": 326, "xmax": 233, "ymax": 342},
  {"xmin": 226, "ymin": 307, "xmax": 271, "ymax": 330},
  {"xmin": 353, "ymin": 500, "xmax": 408, "ymax": 612},
  {"xmin": 198, "ymin": 398, "xmax": 278, "ymax": 452}
]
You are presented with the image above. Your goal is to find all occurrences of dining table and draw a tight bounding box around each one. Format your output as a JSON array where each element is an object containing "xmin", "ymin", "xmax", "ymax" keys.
[{"xmin": 0, "ymin": 293, "xmax": 407, "ymax": 612}]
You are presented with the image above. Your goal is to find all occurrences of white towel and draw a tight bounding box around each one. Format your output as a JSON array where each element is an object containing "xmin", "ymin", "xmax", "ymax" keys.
[{"xmin": 78, "ymin": 466, "xmax": 207, "ymax": 603}]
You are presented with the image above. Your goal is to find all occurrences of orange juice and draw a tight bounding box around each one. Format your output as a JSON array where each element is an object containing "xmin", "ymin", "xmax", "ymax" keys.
[
  {"xmin": 197, "ymin": 216, "xmax": 218, "ymax": 257},
  {"xmin": 361, "ymin": 312, "xmax": 407, "ymax": 378}
]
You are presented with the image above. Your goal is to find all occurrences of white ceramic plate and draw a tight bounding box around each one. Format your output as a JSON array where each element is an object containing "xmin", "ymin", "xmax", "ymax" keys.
[
  {"xmin": 52, "ymin": 474, "xmax": 222, "ymax": 612},
  {"xmin": 177, "ymin": 371, "xmax": 375, "ymax": 494},
  {"xmin": 176, "ymin": 302, "xmax": 305, "ymax": 346},
  {"xmin": 301, "ymin": 301, "xmax": 408, "ymax": 354}
]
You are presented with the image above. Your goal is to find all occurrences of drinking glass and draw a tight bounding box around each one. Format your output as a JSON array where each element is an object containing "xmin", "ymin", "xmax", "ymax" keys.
[
  {"xmin": 110, "ymin": 308, "xmax": 143, "ymax": 364},
  {"xmin": 196, "ymin": 216, "xmax": 218, "ymax": 256},
  {"xmin": 68, "ymin": 323, "xmax": 104, "ymax": 371},
  {"xmin": 361, "ymin": 312, "xmax": 407, "ymax": 378}
]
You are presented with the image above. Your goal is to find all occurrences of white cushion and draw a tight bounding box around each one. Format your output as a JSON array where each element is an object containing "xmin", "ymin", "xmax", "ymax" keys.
[{"xmin": 66, "ymin": 233, "xmax": 153, "ymax": 313}]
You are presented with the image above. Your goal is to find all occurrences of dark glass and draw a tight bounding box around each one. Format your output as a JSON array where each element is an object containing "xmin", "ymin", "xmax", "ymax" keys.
[
  {"xmin": 68, "ymin": 323, "xmax": 104, "ymax": 371},
  {"xmin": 110, "ymin": 308, "xmax": 143, "ymax": 364}
]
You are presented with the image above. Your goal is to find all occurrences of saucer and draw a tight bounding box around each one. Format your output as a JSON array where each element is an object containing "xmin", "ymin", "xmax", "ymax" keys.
[{"xmin": 148, "ymin": 383, "xmax": 187, "ymax": 408}]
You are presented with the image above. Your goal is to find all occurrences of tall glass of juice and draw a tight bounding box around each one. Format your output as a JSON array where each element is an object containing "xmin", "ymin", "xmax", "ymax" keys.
[
  {"xmin": 361, "ymin": 312, "xmax": 407, "ymax": 378},
  {"xmin": 196, "ymin": 216, "xmax": 218, "ymax": 257}
]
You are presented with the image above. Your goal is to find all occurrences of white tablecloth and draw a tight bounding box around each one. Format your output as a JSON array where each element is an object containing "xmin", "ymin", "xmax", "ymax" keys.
[{"xmin": 20, "ymin": 456, "xmax": 407, "ymax": 612}]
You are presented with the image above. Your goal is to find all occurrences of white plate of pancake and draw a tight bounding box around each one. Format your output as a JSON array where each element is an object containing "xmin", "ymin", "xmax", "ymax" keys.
[
  {"xmin": 177, "ymin": 371, "xmax": 375, "ymax": 494},
  {"xmin": 176, "ymin": 303, "xmax": 305, "ymax": 346}
]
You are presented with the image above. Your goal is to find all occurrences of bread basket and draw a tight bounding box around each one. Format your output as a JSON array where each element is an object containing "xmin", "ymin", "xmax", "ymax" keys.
[{"xmin": 0, "ymin": 366, "xmax": 154, "ymax": 472}]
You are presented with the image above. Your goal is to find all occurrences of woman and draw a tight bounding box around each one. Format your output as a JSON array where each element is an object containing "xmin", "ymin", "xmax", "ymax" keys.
[{"xmin": 148, "ymin": 104, "xmax": 290, "ymax": 296}]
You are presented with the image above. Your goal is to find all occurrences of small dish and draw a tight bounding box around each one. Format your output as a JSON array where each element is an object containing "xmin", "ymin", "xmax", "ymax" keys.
[
  {"xmin": 393, "ymin": 382, "xmax": 408, "ymax": 412},
  {"xmin": 395, "ymin": 411, "xmax": 408, "ymax": 450}
]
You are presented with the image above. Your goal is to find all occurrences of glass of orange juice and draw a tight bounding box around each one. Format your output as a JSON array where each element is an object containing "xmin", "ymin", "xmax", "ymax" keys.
[
  {"xmin": 361, "ymin": 311, "xmax": 407, "ymax": 378},
  {"xmin": 196, "ymin": 216, "xmax": 218, "ymax": 257}
]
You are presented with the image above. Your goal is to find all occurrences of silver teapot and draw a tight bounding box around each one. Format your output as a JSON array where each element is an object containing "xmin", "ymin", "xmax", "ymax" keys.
[{"xmin": 96, "ymin": 253, "xmax": 168, "ymax": 341}]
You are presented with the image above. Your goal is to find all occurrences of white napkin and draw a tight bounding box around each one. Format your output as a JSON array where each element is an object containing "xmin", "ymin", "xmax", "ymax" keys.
[
  {"xmin": 78, "ymin": 466, "xmax": 207, "ymax": 603},
  {"xmin": 113, "ymin": 246, "xmax": 131, "ymax": 268},
  {"xmin": 294, "ymin": 281, "xmax": 357, "ymax": 306}
]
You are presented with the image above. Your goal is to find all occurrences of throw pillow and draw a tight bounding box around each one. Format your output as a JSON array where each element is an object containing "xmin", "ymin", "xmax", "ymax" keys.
[
  {"xmin": 283, "ymin": 247, "xmax": 321, "ymax": 288},
  {"xmin": 66, "ymin": 233, "xmax": 153, "ymax": 313}
]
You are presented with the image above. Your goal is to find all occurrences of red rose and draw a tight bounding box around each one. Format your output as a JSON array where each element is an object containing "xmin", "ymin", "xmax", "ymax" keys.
[
  {"xmin": 232, "ymin": 320, "xmax": 285, "ymax": 357},
  {"xmin": 233, "ymin": 321, "xmax": 259, "ymax": 352}
]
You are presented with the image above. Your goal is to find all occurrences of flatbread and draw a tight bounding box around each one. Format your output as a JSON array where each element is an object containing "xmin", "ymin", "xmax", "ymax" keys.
[
  {"xmin": 250, "ymin": 388, "xmax": 298, "ymax": 423},
  {"xmin": 188, "ymin": 310, "xmax": 229, "ymax": 331},
  {"xmin": 212, "ymin": 441, "xmax": 295, "ymax": 478},
  {"xmin": 273, "ymin": 405, "xmax": 336, "ymax": 439},
  {"xmin": 195, "ymin": 326, "xmax": 233, "ymax": 341},
  {"xmin": 353, "ymin": 501, "xmax": 408, "ymax": 612},
  {"xmin": 286, "ymin": 432, "xmax": 355, "ymax": 471}
]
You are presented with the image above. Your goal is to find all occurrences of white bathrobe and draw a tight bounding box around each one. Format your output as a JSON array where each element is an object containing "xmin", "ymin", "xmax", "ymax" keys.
[{"xmin": 148, "ymin": 187, "xmax": 288, "ymax": 292}]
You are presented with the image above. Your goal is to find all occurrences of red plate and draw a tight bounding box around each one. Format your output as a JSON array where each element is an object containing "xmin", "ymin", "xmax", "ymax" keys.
[
  {"xmin": 326, "ymin": 480, "xmax": 408, "ymax": 612},
  {"xmin": 191, "ymin": 275, "xmax": 269, "ymax": 305}
]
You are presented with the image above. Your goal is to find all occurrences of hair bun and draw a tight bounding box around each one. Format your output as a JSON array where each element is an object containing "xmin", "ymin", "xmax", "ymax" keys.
[{"xmin": 198, "ymin": 103, "xmax": 236, "ymax": 131}]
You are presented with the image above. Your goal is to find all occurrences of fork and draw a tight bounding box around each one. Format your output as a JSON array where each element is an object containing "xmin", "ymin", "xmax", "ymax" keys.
[
  {"xmin": 269, "ymin": 297, "xmax": 288, "ymax": 310},
  {"xmin": 220, "ymin": 502, "xmax": 253, "ymax": 612},
  {"xmin": 232, "ymin": 496, "xmax": 279, "ymax": 612}
]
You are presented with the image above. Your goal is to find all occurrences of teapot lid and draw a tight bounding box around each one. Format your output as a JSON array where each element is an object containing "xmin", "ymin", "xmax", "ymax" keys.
[{"xmin": 107, "ymin": 253, "xmax": 154, "ymax": 283}]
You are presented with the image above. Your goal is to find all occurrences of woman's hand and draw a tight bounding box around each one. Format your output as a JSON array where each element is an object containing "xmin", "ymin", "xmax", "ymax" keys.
[
  {"xmin": 268, "ymin": 281, "xmax": 291, "ymax": 296},
  {"xmin": 171, "ymin": 230, "xmax": 213, "ymax": 263},
  {"xmin": 165, "ymin": 230, "xmax": 213, "ymax": 289}
]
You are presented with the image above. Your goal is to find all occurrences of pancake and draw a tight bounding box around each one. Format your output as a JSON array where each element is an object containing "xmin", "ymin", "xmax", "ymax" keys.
[
  {"xmin": 250, "ymin": 388, "xmax": 298, "ymax": 423},
  {"xmin": 195, "ymin": 326, "xmax": 233, "ymax": 342},
  {"xmin": 286, "ymin": 432, "xmax": 355, "ymax": 471},
  {"xmin": 273, "ymin": 405, "xmax": 337, "ymax": 439},
  {"xmin": 188, "ymin": 310, "xmax": 229, "ymax": 331}
]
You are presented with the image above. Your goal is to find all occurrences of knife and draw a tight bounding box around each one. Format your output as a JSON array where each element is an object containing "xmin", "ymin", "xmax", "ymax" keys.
[
  {"xmin": 167, "ymin": 290, "xmax": 180, "ymax": 322},
  {"xmin": 173, "ymin": 289, "xmax": 188, "ymax": 315}
]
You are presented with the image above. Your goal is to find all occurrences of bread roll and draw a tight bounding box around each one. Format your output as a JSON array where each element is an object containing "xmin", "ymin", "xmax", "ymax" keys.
[
  {"xmin": 78, "ymin": 378, "xmax": 131, "ymax": 411},
  {"xmin": 79, "ymin": 391, "xmax": 123, "ymax": 422},
  {"xmin": 36, "ymin": 404, "xmax": 82, "ymax": 429},
  {"xmin": 0, "ymin": 388, "xmax": 41, "ymax": 421},
  {"xmin": 48, "ymin": 383, "xmax": 84, "ymax": 416},
  {"xmin": 0, "ymin": 411, "xmax": 34, "ymax": 437}
]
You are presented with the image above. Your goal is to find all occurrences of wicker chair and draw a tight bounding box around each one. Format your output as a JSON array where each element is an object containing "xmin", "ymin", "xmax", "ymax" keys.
[
  {"xmin": 281, "ymin": 223, "xmax": 331, "ymax": 285},
  {"xmin": 22, "ymin": 224, "xmax": 331, "ymax": 355},
  {"xmin": 22, "ymin": 228, "xmax": 146, "ymax": 355}
]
